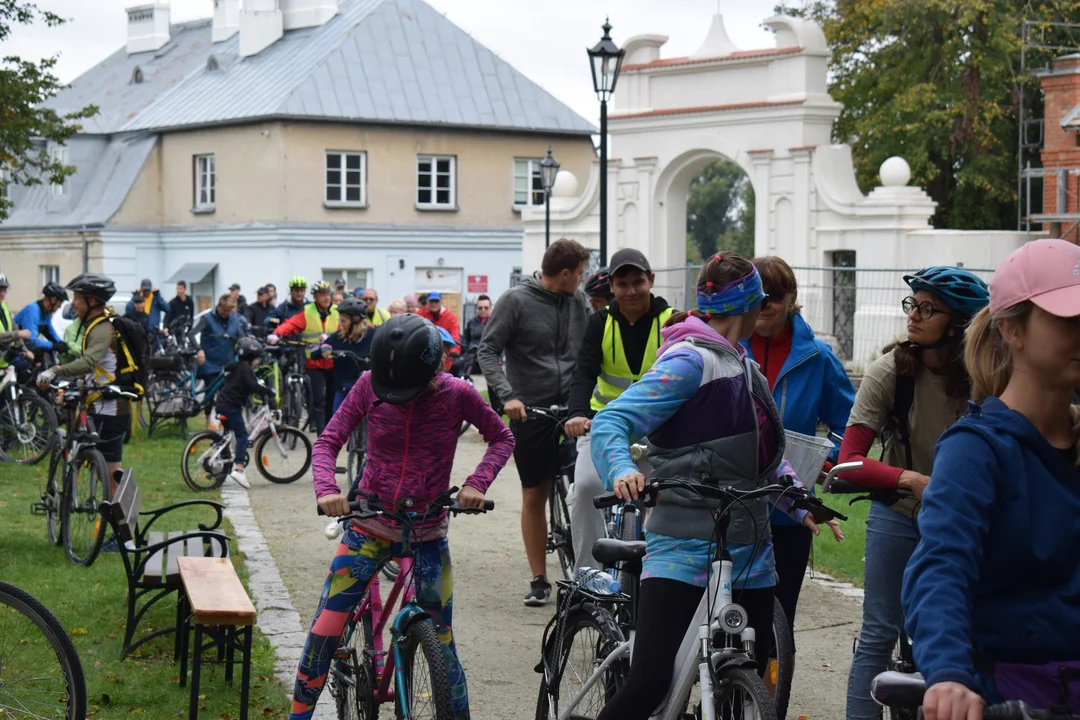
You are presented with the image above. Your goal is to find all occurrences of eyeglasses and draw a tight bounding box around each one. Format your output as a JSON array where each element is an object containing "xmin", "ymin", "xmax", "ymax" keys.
[{"xmin": 902, "ymin": 296, "xmax": 949, "ymax": 320}]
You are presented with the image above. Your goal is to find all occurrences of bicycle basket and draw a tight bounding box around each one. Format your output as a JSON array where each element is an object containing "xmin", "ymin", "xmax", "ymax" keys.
[
  {"xmin": 783, "ymin": 430, "xmax": 835, "ymax": 485},
  {"xmin": 149, "ymin": 354, "xmax": 187, "ymax": 372}
]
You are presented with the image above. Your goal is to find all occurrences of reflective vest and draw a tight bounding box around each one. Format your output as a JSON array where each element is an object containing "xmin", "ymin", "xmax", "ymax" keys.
[
  {"xmin": 0, "ymin": 302, "xmax": 11, "ymax": 368},
  {"xmin": 368, "ymin": 307, "xmax": 391, "ymax": 327},
  {"xmin": 591, "ymin": 307, "xmax": 674, "ymax": 411},
  {"xmin": 302, "ymin": 303, "xmax": 339, "ymax": 357}
]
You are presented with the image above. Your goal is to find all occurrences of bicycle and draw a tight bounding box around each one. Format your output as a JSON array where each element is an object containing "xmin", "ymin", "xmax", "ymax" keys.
[
  {"xmin": 535, "ymin": 466, "xmax": 850, "ymax": 720},
  {"xmin": 871, "ymin": 671, "xmax": 1080, "ymax": 720},
  {"xmin": 526, "ymin": 405, "xmax": 577, "ymax": 581},
  {"xmin": 0, "ymin": 359, "xmax": 57, "ymax": 464},
  {"xmin": 180, "ymin": 402, "xmax": 312, "ymax": 490},
  {"xmin": 318, "ymin": 346, "xmax": 371, "ymax": 477},
  {"xmin": 0, "ymin": 579, "xmax": 87, "ymax": 719},
  {"xmin": 320, "ymin": 487, "xmax": 494, "ymax": 720},
  {"xmin": 265, "ymin": 341, "xmax": 315, "ymax": 434}
]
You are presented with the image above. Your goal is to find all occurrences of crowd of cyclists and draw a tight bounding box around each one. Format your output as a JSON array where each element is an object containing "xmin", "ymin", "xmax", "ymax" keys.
[{"xmin": 3, "ymin": 234, "xmax": 1079, "ymax": 720}]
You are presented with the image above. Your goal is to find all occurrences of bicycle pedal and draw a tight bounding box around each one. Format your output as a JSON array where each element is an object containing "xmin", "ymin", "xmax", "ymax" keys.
[
  {"xmin": 29, "ymin": 502, "xmax": 46, "ymax": 516},
  {"xmin": 333, "ymin": 648, "xmax": 351, "ymax": 660}
]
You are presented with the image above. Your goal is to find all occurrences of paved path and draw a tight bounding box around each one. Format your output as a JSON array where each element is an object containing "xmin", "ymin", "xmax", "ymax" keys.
[{"xmin": 244, "ymin": 429, "xmax": 863, "ymax": 718}]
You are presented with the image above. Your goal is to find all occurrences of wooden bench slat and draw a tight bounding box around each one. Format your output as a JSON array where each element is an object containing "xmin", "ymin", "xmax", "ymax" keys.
[
  {"xmin": 177, "ymin": 557, "xmax": 256, "ymax": 627},
  {"xmin": 165, "ymin": 531, "xmax": 185, "ymax": 580},
  {"xmin": 144, "ymin": 531, "xmax": 166, "ymax": 584}
]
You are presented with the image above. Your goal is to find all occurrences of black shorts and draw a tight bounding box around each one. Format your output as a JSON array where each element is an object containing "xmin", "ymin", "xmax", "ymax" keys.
[
  {"xmin": 91, "ymin": 413, "xmax": 125, "ymax": 464},
  {"xmin": 510, "ymin": 416, "xmax": 561, "ymax": 489}
]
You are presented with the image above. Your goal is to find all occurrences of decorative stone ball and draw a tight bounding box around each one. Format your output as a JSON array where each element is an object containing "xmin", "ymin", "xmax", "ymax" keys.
[
  {"xmin": 552, "ymin": 170, "xmax": 579, "ymax": 198},
  {"xmin": 880, "ymin": 156, "xmax": 911, "ymax": 187}
]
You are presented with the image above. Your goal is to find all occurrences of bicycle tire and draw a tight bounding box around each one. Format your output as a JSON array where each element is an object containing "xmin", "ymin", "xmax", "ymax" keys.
[
  {"xmin": 548, "ymin": 475, "xmax": 575, "ymax": 582},
  {"xmin": 45, "ymin": 444, "xmax": 64, "ymax": 546},
  {"xmin": 713, "ymin": 666, "xmax": 777, "ymax": 720},
  {"xmin": 254, "ymin": 426, "xmax": 312, "ymax": 484},
  {"xmin": 0, "ymin": 391, "xmax": 57, "ymax": 465},
  {"xmin": 769, "ymin": 598, "xmax": 795, "ymax": 720},
  {"xmin": 62, "ymin": 447, "xmax": 109, "ymax": 567},
  {"xmin": 535, "ymin": 605, "xmax": 628, "ymax": 720},
  {"xmin": 396, "ymin": 619, "xmax": 452, "ymax": 720},
  {"xmin": 181, "ymin": 431, "xmax": 231, "ymax": 491},
  {"xmin": 347, "ymin": 421, "xmax": 367, "ymax": 481},
  {"xmin": 330, "ymin": 608, "xmax": 380, "ymax": 720},
  {"xmin": 0, "ymin": 580, "xmax": 87, "ymax": 720},
  {"xmin": 616, "ymin": 504, "xmax": 641, "ymax": 592}
]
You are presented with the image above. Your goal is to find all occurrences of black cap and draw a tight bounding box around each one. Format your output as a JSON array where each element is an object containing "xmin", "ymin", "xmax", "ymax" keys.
[
  {"xmin": 229, "ymin": 283, "xmax": 241, "ymax": 291},
  {"xmin": 609, "ymin": 248, "xmax": 651, "ymax": 275},
  {"xmin": 257, "ymin": 286, "xmax": 269, "ymax": 296},
  {"xmin": 140, "ymin": 278, "xmax": 152, "ymax": 291}
]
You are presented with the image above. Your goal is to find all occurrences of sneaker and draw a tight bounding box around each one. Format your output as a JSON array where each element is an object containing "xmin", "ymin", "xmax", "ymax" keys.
[
  {"xmin": 523, "ymin": 576, "xmax": 551, "ymax": 607},
  {"xmin": 229, "ymin": 469, "xmax": 250, "ymax": 489}
]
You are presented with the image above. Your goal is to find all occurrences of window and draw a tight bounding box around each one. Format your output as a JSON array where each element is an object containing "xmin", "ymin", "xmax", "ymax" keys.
[
  {"xmin": 49, "ymin": 145, "xmax": 68, "ymax": 198},
  {"xmin": 325, "ymin": 151, "xmax": 366, "ymax": 207},
  {"xmin": 513, "ymin": 158, "xmax": 546, "ymax": 207},
  {"xmin": 416, "ymin": 155, "xmax": 456, "ymax": 209},
  {"xmin": 40, "ymin": 265, "xmax": 60, "ymax": 286},
  {"xmin": 322, "ymin": 269, "xmax": 370, "ymax": 291},
  {"xmin": 193, "ymin": 154, "xmax": 216, "ymax": 211}
]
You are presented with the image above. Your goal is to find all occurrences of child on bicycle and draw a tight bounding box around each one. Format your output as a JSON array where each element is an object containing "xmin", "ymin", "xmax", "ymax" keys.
[
  {"xmin": 318, "ymin": 296, "xmax": 375, "ymax": 418},
  {"xmin": 214, "ymin": 336, "xmax": 276, "ymax": 488},
  {"xmin": 292, "ymin": 314, "xmax": 515, "ymax": 720}
]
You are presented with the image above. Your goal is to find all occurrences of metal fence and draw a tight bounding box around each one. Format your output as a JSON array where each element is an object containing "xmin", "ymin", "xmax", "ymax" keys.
[{"xmin": 651, "ymin": 263, "xmax": 994, "ymax": 372}]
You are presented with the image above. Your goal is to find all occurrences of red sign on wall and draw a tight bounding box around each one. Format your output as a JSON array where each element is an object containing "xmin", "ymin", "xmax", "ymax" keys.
[{"xmin": 467, "ymin": 275, "xmax": 488, "ymax": 292}]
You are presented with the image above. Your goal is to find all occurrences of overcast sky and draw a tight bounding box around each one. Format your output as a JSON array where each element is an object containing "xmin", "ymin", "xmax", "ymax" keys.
[{"xmin": 0, "ymin": 0, "xmax": 782, "ymax": 124}]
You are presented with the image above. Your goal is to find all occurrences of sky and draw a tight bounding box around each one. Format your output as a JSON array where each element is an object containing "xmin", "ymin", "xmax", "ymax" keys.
[{"xmin": 0, "ymin": 0, "xmax": 783, "ymax": 125}]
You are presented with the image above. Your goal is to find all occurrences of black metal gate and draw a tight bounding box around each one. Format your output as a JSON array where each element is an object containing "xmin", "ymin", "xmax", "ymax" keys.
[{"xmin": 831, "ymin": 251, "xmax": 856, "ymax": 361}]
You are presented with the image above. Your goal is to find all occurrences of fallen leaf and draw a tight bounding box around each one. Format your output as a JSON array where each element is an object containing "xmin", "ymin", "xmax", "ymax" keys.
[{"xmin": 71, "ymin": 628, "xmax": 88, "ymax": 636}]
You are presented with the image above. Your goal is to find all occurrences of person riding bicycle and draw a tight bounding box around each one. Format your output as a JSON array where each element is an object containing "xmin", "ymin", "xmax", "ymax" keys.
[
  {"xmin": 839, "ymin": 265, "xmax": 989, "ymax": 720},
  {"xmin": 589, "ymin": 253, "xmax": 827, "ymax": 720},
  {"xmin": 566, "ymin": 248, "xmax": 672, "ymax": 572},
  {"xmin": 291, "ymin": 313, "xmax": 515, "ymax": 720},
  {"xmin": 585, "ymin": 266, "xmax": 614, "ymax": 312},
  {"xmin": 319, "ymin": 296, "xmax": 375, "ymax": 418},
  {"xmin": 267, "ymin": 276, "xmax": 308, "ymax": 328},
  {"xmin": 269, "ymin": 280, "xmax": 337, "ymax": 434},
  {"xmin": 192, "ymin": 293, "xmax": 250, "ymax": 431},
  {"xmin": 14, "ymin": 283, "xmax": 70, "ymax": 359},
  {"xmin": 902, "ymin": 239, "xmax": 1080, "ymax": 720},
  {"xmin": 213, "ymin": 336, "xmax": 276, "ymax": 489},
  {"xmin": 0, "ymin": 273, "xmax": 34, "ymax": 369}
]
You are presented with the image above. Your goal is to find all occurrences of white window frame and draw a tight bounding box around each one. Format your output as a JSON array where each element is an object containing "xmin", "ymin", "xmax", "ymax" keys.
[
  {"xmin": 40, "ymin": 265, "xmax": 60, "ymax": 286},
  {"xmin": 49, "ymin": 145, "xmax": 68, "ymax": 198},
  {"xmin": 322, "ymin": 269, "xmax": 370, "ymax": 292},
  {"xmin": 193, "ymin": 154, "xmax": 216, "ymax": 212},
  {"xmin": 416, "ymin": 155, "xmax": 456, "ymax": 210},
  {"xmin": 513, "ymin": 158, "xmax": 546, "ymax": 208},
  {"xmin": 325, "ymin": 151, "xmax": 367, "ymax": 208}
]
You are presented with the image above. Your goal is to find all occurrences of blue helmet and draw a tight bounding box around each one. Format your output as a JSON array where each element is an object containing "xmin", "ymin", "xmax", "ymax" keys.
[{"xmin": 903, "ymin": 266, "xmax": 989, "ymax": 318}]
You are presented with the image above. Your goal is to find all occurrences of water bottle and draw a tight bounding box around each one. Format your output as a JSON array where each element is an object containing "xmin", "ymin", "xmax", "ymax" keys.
[{"xmin": 575, "ymin": 567, "xmax": 621, "ymax": 595}]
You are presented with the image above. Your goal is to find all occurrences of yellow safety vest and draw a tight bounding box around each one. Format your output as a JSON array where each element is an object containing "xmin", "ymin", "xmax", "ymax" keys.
[
  {"xmin": 591, "ymin": 307, "xmax": 674, "ymax": 411},
  {"xmin": 369, "ymin": 307, "xmax": 391, "ymax": 326},
  {"xmin": 302, "ymin": 302, "xmax": 339, "ymax": 358},
  {"xmin": 0, "ymin": 301, "xmax": 11, "ymax": 368}
]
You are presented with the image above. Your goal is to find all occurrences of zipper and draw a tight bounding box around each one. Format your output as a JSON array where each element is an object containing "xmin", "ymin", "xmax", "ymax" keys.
[{"xmin": 391, "ymin": 403, "xmax": 414, "ymax": 505}]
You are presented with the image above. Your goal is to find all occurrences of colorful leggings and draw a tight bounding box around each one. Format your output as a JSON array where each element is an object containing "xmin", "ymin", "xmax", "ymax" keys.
[{"xmin": 290, "ymin": 525, "xmax": 469, "ymax": 719}]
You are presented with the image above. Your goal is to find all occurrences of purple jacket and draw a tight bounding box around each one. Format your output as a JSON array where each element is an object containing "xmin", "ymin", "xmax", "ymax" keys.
[{"xmin": 312, "ymin": 372, "xmax": 515, "ymax": 539}]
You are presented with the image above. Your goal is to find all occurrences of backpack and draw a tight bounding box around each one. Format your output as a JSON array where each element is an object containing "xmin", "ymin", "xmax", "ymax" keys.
[
  {"xmin": 84, "ymin": 312, "xmax": 150, "ymax": 397},
  {"xmin": 881, "ymin": 372, "xmax": 916, "ymax": 471}
]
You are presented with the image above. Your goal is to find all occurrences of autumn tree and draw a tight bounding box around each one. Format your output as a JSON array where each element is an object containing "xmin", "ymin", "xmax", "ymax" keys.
[{"xmin": 686, "ymin": 160, "xmax": 756, "ymax": 261}]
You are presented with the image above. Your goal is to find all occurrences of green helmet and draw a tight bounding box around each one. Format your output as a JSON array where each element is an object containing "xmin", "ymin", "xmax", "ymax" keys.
[{"xmin": 288, "ymin": 276, "xmax": 308, "ymax": 290}]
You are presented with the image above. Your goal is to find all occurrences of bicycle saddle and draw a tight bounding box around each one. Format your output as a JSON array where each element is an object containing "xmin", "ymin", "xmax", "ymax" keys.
[
  {"xmin": 591, "ymin": 539, "xmax": 646, "ymax": 566},
  {"xmin": 871, "ymin": 670, "xmax": 925, "ymax": 708}
]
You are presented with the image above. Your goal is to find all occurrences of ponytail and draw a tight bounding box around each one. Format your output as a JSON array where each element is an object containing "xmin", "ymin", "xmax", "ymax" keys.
[
  {"xmin": 964, "ymin": 302, "xmax": 1032, "ymax": 402},
  {"xmin": 664, "ymin": 309, "xmax": 710, "ymax": 328}
]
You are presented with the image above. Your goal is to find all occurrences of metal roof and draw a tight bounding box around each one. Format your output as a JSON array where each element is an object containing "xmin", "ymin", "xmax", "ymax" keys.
[{"xmin": 49, "ymin": 0, "xmax": 595, "ymax": 136}]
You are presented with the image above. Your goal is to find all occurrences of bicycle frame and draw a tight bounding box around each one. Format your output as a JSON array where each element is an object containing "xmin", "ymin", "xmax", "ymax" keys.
[{"xmin": 193, "ymin": 404, "xmax": 277, "ymax": 467}]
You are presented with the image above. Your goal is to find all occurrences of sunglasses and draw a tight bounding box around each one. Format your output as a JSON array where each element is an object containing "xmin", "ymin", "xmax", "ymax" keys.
[{"xmin": 902, "ymin": 296, "xmax": 950, "ymax": 320}]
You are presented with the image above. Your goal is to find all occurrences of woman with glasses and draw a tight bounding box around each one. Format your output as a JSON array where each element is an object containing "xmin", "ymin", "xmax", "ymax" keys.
[{"xmin": 841, "ymin": 266, "xmax": 989, "ymax": 720}]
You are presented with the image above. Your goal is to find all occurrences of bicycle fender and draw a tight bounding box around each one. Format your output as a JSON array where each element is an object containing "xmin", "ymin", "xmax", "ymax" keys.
[
  {"xmin": 710, "ymin": 649, "xmax": 757, "ymax": 676},
  {"xmin": 390, "ymin": 603, "xmax": 431, "ymax": 638}
]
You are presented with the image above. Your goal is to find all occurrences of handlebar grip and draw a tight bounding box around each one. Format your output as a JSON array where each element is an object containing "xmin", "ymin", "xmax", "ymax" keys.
[
  {"xmin": 593, "ymin": 492, "xmax": 621, "ymax": 509},
  {"xmin": 826, "ymin": 479, "xmax": 868, "ymax": 495},
  {"xmin": 483, "ymin": 500, "xmax": 495, "ymax": 511}
]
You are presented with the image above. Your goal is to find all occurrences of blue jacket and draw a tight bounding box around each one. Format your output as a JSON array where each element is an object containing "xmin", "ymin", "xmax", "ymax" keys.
[
  {"xmin": 268, "ymin": 299, "xmax": 306, "ymax": 327},
  {"xmin": 741, "ymin": 313, "xmax": 855, "ymax": 524},
  {"xmin": 903, "ymin": 398, "xmax": 1080, "ymax": 698},
  {"xmin": 14, "ymin": 300, "xmax": 62, "ymax": 351},
  {"xmin": 198, "ymin": 311, "xmax": 244, "ymax": 376},
  {"xmin": 125, "ymin": 292, "xmax": 169, "ymax": 332}
]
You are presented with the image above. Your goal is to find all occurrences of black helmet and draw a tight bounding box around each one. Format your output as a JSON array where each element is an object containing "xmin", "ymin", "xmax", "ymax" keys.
[
  {"xmin": 337, "ymin": 296, "xmax": 367, "ymax": 318},
  {"xmin": 43, "ymin": 283, "xmax": 69, "ymax": 302},
  {"xmin": 237, "ymin": 336, "xmax": 264, "ymax": 361},
  {"xmin": 585, "ymin": 267, "xmax": 613, "ymax": 300},
  {"xmin": 369, "ymin": 314, "xmax": 441, "ymax": 405},
  {"xmin": 66, "ymin": 273, "xmax": 116, "ymax": 303}
]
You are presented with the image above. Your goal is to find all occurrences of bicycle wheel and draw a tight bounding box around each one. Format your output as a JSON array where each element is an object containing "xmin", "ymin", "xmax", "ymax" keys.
[
  {"xmin": 548, "ymin": 475, "xmax": 575, "ymax": 581},
  {"xmin": 712, "ymin": 666, "xmax": 777, "ymax": 720},
  {"xmin": 0, "ymin": 392, "xmax": 57, "ymax": 464},
  {"xmin": 329, "ymin": 608, "xmax": 380, "ymax": 720},
  {"xmin": 45, "ymin": 444, "xmax": 64, "ymax": 546},
  {"xmin": 62, "ymin": 448, "xmax": 109, "ymax": 567},
  {"xmin": 181, "ymin": 431, "xmax": 231, "ymax": 491},
  {"xmin": 535, "ymin": 605, "xmax": 627, "ymax": 720},
  {"xmin": 0, "ymin": 580, "xmax": 87, "ymax": 720},
  {"xmin": 769, "ymin": 598, "xmax": 795, "ymax": 720},
  {"xmin": 346, "ymin": 421, "xmax": 367, "ymax": 481},
  {"xmin": 254, "ymin": 426, "xmax": 312, "ymax": 483},
  {"xmin": 396, "ymin": 619, "xmax": 452, "ymax": 720}
]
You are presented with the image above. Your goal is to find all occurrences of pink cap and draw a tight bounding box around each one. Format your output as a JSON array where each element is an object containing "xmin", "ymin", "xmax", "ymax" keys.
[{"xmin": 989, "ymin": 239, "xmax": 1080, "ymax": 317}]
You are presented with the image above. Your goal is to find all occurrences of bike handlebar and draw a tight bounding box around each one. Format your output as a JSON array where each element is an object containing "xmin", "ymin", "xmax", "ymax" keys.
[
  {"xmin": 980, "ymin": 701, "xmax": 1080, "ymax": 720},
  {"xmin": 524, "ymin": 405, "xmax": 570, "ymax": 421},
  {"xmin": 317, "ymin": 488, "xmax": 495, "ymax": 524}
]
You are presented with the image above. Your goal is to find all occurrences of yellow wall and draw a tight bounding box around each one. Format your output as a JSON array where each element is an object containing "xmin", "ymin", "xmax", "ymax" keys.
[
  {"xmin": 111, "ymin": 141, "xmax": 163, "ymax": 225},
  {"xmin": 0, "ymin": 232, "xmax": 102, "ymax": 309}
]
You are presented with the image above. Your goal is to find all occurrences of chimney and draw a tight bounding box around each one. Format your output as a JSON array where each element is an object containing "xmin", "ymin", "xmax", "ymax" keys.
[
  {"xmin": 1039, "ymin": 54, "xmax": 1080, "ymax": 241},
  {"xmin": 281, "ymin": 0, "xmax": 338, "ymax": 31},
  {"xmin": 239, "ymin": 0, "xmax": 283, "ymax": 58},
  {"xmin": 126, "ymin": 2, "xmax": 170, "ymax": 55},
  {"xmin": 212, "ymin": 0, "xmax": 239, "ymax": 43}
]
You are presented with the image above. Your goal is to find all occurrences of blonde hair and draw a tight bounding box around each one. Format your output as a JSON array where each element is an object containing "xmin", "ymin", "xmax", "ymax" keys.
[
  {"xmin": 337, "ymin": 314, "xmax": 368, "ymax": 343},
  {"xmin": 217, "ymin": 293, "xmax": 235, "ymax": 310},
  {"xmin": 388, "ymin": 299, "xmax": 407, "ymax": 315}
]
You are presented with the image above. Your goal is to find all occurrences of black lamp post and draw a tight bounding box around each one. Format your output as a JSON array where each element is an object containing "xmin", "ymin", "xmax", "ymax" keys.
[
  {"xmin": 540, "ymin": 146, "xmax": 560, "ymax": 249},
  {"xmin": 588, "ymin": 18, "xmax": 624, "ymax": 266}
]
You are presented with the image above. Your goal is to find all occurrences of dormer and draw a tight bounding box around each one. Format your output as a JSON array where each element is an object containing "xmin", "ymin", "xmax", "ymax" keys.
[{"xmin": 126, "ymin": 2, "xmax": 170, "ymax": 55}]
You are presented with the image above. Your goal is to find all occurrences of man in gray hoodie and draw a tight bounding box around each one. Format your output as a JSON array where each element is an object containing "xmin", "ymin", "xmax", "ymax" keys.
[{"xmin": 479, "ymin": 238, "xmax": 590, "ymax": 605}]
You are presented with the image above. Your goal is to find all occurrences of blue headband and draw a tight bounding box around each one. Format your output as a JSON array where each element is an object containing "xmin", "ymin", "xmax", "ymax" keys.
[{"xmin": 696, "ymin": 266, "xmax": 765, "ymax": 316}]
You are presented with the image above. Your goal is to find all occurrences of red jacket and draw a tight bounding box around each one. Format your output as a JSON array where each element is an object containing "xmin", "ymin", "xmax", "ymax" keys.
[
  {"xmin": 275, "ymin": 310, "xmax": 334, "ymax": 370},
  {"xmin": 418, "ymin": 307, "xmax": 460, "ymax": 370}
]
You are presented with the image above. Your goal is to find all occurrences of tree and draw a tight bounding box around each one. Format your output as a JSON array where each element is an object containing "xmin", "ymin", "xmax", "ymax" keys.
[
  {"xmin": 774, "ymin": 0, "xmax": 1080, "ymax": 230},
  {"xmin": 686, "ymin": 160, "xmax": 755, "ymax": 260},
  {"xmin": 0, "ymin": 1, "xmax": 97, "ymax": 220}
]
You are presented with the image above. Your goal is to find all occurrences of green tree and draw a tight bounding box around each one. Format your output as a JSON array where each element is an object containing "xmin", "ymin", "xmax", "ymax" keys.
[
  {"xmin": 686, "ymin": 159, "xmax": 755, "ymax": 260},
  {"xmin": 0, "ymin": 0, "xmax": 97, "ymax": 220},
  {"xmin": 775, "ymin": 0, "xmax": 1080, "ymax": 230}
]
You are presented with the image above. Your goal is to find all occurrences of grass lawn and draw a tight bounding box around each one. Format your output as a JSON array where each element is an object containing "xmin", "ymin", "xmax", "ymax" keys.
[
  {"xmin": 1, "ymin": 425, "xmax": 289, "ymax": 719},
  {"xmin": 811, "ymin": 492, "xmax": 870, "ymax": 586}
]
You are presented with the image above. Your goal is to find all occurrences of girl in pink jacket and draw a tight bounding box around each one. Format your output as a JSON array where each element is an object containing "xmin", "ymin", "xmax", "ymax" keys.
[{"xmin": 291, "ymin": 315, "xmax": 515, "ymax": 720}]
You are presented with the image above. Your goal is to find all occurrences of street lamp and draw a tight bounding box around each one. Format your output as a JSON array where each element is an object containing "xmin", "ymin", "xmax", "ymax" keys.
[
  {"xmin": 588, "ymin": 18, "xmax": 624, "ymax": 266},
  {"xmin": 540, "ymin": 146, "xmax": 560, "ymax": 249}
]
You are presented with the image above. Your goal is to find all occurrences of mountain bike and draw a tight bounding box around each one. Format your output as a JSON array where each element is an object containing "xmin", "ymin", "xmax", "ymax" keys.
[
  {"xmin": 526, "ymin": 405, "xmax": 577, "ymax": 581},
  {"xmin": 0, "ymin": 360, "xmax": 57, "ymax": 464},
  {"xmin": 181, "ymin": 403, "xmax": 311, "ymax": 490},
  {"xmin": 267, "ymin": 340, "xmax": 316, "ymax": 433},
  {"xmin": 0, "ymin": 580, "xmax": 87, "ymax": 719},
  {"xmin": 320, "ymin": 487, "xmax": 494, "ymax": 720}
]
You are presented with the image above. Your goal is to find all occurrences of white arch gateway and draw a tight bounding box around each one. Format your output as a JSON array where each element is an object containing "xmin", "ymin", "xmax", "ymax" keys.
[{"xmin": 523, "ymin": 13, "xmax": 1033, "ymax": 367}]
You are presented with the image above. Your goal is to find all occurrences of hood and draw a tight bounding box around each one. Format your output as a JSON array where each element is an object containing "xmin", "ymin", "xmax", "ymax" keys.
[
  {"xmin": 959, "ymin": 397, "xmax": 1078, "ymax": 469},
  {"xmin": 659, "ymin": 315, "xmax": 743, "ymax": 356},
  {"xmin": 519, "ymin": 276, "xmax": 567, "ymax": 306}
]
